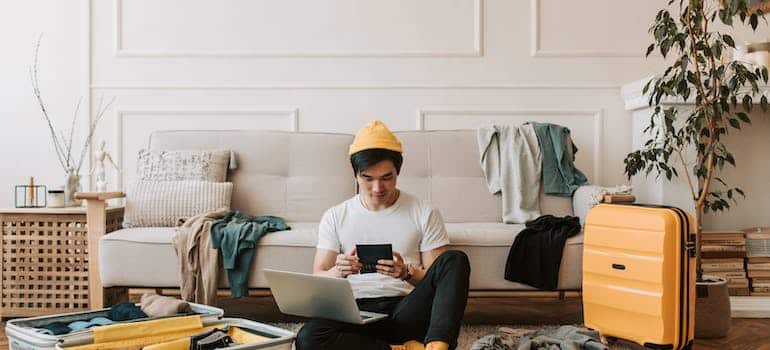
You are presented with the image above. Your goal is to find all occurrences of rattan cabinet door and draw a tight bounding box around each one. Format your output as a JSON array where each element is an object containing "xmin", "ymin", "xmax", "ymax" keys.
[{"xmin": 0, "ymin": 212, "xmax": 91, "ymax": 317}]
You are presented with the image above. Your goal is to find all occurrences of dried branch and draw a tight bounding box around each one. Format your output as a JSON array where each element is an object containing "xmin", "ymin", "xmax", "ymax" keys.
[
  {"xmin": 76, "ymin": 96, "xmax": 115, "ymax": 173},
  {"xmin": 31, "ymin": 34, "xmax": 112, "ymax": 175},
  {"xmin": 65, "ymin": 97, "xmax": 83, "ymax": 165},
  {"xmin": 30, "ymin": 34, "xmax": 68, "ymax": 171}
]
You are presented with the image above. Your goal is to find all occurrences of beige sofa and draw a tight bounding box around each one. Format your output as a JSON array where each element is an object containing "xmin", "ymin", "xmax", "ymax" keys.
[{"xmin": 79, "ymin": 129, "xmax": 585, "ymax": 309}]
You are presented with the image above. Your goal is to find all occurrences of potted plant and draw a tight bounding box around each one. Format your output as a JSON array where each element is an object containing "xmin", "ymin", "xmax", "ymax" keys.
[{"xmin": 624, "ymin": 0, "xmax": 768, "ymax": 338}]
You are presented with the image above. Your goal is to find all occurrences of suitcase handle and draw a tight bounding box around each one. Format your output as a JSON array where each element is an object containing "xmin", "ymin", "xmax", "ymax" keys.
[{"xmin": 612, "ymin": 263, "xmax": 626, "ymax": 270}]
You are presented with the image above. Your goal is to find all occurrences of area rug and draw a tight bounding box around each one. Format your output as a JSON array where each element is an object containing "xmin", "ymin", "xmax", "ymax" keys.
[{"xmin": 269, "ymin": 323, "xmax": 640, "ymax": 349}]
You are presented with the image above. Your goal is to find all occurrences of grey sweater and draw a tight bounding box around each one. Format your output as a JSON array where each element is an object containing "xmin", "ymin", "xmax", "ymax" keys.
[{"xmin": 477, "ymin": 124, "xmax": 542, "ymax": 224}]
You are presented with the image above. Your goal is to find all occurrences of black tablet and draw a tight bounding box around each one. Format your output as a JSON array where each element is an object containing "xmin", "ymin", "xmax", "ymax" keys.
[{"xmin": 356, "ymin": 244, "xmax": 393, "ymax": 274}]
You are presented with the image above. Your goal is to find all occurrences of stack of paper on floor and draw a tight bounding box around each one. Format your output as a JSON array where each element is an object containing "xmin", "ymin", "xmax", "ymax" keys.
[
  {"xmin": 743, "ymin": 227, "xmax": 770, "ymax": 296},
  {"xmin": 700, "ymin": 230, "xmax": 748, "ymax": 296}
]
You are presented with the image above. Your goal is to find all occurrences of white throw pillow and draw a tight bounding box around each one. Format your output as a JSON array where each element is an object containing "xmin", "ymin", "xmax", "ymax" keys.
[
  {"xmin": 123, "ymin": 180, "xmax": 233, "ymax": 228},
  {"xmin": 136, "ymin": 149, "xmax": 230, "ymax": 182}
]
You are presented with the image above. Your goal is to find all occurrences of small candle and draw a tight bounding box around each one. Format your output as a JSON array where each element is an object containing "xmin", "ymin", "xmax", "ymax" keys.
[{"xmin": 47, "ymin": 188, "xmax": 65, "ymax": 208}]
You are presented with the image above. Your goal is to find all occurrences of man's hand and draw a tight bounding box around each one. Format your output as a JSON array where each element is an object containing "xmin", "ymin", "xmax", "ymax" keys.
[
  {"xmin": 334, "ymin": 247, "xmax": 362, "ymax": 278},
  {"xmin": 377, "ymin": 251, "xmax": 407, "ymax": 279}
]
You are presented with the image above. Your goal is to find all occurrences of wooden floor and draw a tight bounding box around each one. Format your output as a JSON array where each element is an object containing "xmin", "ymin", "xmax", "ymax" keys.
[{"xmin": 0, "ymin": 297, "xmax": 768, "ymax": 349}]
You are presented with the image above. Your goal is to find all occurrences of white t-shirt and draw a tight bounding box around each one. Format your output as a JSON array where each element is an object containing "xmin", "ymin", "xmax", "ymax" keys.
[{"xmin": 316, "ymin": 190, "xmax": 450, "ymax": 299}]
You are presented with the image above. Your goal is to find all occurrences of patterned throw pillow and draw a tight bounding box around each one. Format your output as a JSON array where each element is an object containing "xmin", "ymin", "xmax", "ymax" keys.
[
  {"xmin": 136, "ymin": 149, "xmax": 230, "ymax": 182},
  {"xmin": 123, "ymin": 180, "xmax": 233, "ymax": 228}
]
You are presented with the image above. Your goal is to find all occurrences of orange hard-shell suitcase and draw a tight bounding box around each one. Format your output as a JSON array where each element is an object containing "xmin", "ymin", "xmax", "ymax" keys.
[{"xmin": 583, "ymin": 204, "xmax": 695, "ymax": 350}]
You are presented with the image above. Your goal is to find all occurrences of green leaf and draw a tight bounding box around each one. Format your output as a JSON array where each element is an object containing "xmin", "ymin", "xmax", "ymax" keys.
[
  {"xmin": 743, "ymin": 95, "xmax": 753, "ymax": 112},
  {"xmin": 726, "ymin": 153, "xmax": 736, "ymax": 166},
  {"xmin": 761, "ymin": 95, "xmax": 768, "ymax": 112},
  {"xmin": 661, "ymin": 39, "xmax": 672, "ymax": 57},
  {"xmin": 646, "ymin": 43, "xmax": 655, "ymax": 57},
  {"xmin": 737, "ymin": 112, "xmax": 751, "ymax": 123},
  {"xmin": 750, "ymin": 13, "xmax": 759, "ymax": 30},
  {"xmin": 736, "ymin": 188, "xmax": 745, "ymax": 197},
  {"xmin": 723, "ymin": 34, "xmax": 735, "ymax": 48}
]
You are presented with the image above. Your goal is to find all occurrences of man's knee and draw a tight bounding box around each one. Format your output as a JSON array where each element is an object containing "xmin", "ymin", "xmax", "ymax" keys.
[
  {"xmin": 295, "ymin": 320, "xmax": 335, "ymax": 350},
  {"xmin": 437, "ymin": 250, "xmax": 470, "ymax": 274}
]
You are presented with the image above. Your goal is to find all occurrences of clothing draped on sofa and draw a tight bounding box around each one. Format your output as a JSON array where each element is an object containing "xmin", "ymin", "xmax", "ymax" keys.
[
  {"xmin": 504, "ymin": 215, "xmax": 581, "ymax": 290},
  {"xmin": 210, "ymin": 212, "xmax": 290, "ymax": 298},
  {"xmin": 172, "ymin": 208, "xmax": 229, "ymax": 306},
  {"xmin": 529, "ymin": 122, "xmax": 588, "ymax": 197},
  {"xmin": 477, "ymin": 124, "xmax": 542, "ymax": 224}
]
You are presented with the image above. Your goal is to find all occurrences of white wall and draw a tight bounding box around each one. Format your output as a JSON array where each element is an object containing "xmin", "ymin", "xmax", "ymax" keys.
[
  {"xmin": 1, "ymin": 0, "xmax": 766, "ymax": 214},
  {"xmin": 0, "ymin": 0, "xmax": 87, "ymax": 208},
  {"xmin": 91, "ymin": 0, "xmax": 669, "ymax": 192}
]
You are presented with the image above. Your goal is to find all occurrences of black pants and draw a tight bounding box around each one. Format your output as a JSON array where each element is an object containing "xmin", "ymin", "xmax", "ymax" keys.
[{"xmin": 295, "ymin": 250, "xmax": 471, "ymax": 350}]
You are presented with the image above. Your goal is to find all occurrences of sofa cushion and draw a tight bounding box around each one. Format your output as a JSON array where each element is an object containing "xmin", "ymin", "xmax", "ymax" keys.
[
  {"xmin": 149, "ymin": 131, "xmax": 356, "ymax": 222},
  {"xmin": 99, "ymin": 222, "xmax": 582, "ymax": 290},
  {"xmin": 136, "ymin": 149, "xmax": 231, "ymax": 182},
  {"xmin": 99, "ymin": 227, "xmax": 180, "ymax": 287},
  {"xmin": 445, "ymin": 223, "xmax": 583, "ymax": 290},
  {"xmin": 99, "ymin": 223, "xmax": 320, "ymax": 287},
  {"xmin": 445, "ymin": 223, "xmax": 583, "ymax": 247},
  {"xmin": 395, "ymin": 131, "xmax": 574, "ymax": 223},
  {"xmin": 123, "ymin": 180, "xmax": 233, "ymax": 228}
]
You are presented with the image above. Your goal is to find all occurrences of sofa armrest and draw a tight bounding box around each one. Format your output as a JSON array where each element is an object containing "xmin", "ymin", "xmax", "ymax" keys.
[{"xmin": 74, "ymin": 192, "xmax": 126, "ymax": 309}]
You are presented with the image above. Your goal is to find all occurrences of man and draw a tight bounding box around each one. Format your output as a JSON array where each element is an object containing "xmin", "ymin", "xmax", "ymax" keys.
[{"xmin": 295, "ymin": 120, "xmax": 471, "ymax": 350}]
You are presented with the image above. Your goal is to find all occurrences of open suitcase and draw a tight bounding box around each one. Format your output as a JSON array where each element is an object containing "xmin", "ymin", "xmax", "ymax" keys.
[
  {"xmin": 583, "ymin": 203, "xmax": 695, "ymax": 350},
  {"xmin": 6, "ymin": 302, "xmax": 295, "ymax": 350}
]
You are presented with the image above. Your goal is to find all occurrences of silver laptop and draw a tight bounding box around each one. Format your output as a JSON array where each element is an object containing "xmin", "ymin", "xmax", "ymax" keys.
[{"xmin": 263, "ymin": 268, "xmax": 388, "ymax": 324}]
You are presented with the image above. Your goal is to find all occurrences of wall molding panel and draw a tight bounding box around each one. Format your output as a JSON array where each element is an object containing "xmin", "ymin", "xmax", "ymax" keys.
[
  {"xmin": 91, "ymin": 83, "xmax": 621, "ymax": 90},
  {"xmin": 113, "ymin": 0, "xmax": 484, "ymax": 58},
  {"xmin": 530, "ymin": 0, "xmax": 641, "ymax": 58}
]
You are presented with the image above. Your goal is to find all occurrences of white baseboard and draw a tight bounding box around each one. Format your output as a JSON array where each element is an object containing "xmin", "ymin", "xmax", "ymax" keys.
[{"xmin": 731, "ymin": 296, "xmax": 770, "ymax": 318}]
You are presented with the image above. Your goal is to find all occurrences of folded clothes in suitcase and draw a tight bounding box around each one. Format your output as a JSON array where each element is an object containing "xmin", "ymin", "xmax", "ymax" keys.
[
  {"xmin": 583, "ymin": 203, "xmax": 695, "ymax": 350},
  {"xmin": 6, "ymin": 302, "xmax": 295, "ymax": 350}
]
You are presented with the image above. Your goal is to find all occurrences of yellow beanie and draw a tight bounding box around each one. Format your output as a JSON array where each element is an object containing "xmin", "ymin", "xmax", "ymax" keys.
[{"xmin": 349, "ymin": 120, "xmax": 403, "ymax": 155}]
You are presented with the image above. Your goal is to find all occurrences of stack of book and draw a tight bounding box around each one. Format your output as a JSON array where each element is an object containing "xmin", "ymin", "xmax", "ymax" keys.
[
  {"xmin": 700, "ymin": 230, "xmax": 748, "ymax": 296},
  {"xmin": 743, "ymin": 227, "xmax": 770, "ymax": 296}
]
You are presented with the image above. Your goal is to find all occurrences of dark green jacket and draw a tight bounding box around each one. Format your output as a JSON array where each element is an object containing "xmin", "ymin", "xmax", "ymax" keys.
[{"xmin": 210, "ymin": 211, "xmax": 290, "ymax": 297}]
